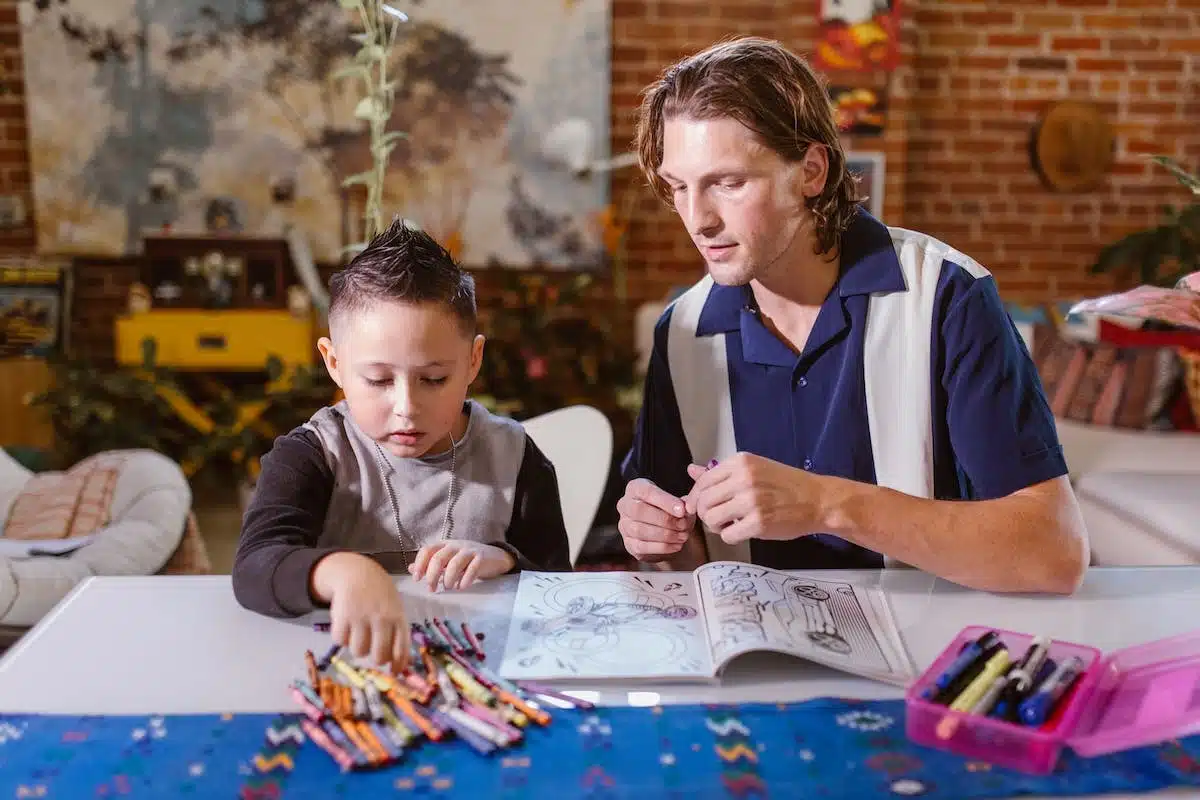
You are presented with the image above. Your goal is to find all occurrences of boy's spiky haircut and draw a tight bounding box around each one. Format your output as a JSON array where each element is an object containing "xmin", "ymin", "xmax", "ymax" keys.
[{"xmin": 328, "ymin": 220, "xmax": 476, "ymax": 337}]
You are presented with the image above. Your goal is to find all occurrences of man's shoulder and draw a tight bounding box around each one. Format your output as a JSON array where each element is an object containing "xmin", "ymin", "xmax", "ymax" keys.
[{"xmin": 885, "ymin": 225, "xmax": 991, "ymax": 284}]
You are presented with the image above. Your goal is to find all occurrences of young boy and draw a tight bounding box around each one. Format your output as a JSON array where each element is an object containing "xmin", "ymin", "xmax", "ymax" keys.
[{"xmin": 232, "ymin": 220, "xmax": 571, "ymax": 670}]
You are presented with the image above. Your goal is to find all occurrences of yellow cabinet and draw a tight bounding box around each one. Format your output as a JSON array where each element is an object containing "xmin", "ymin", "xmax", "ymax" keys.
[{"xmin": 115, "ymin": 310, "xmax": 314, "ymax": 371}]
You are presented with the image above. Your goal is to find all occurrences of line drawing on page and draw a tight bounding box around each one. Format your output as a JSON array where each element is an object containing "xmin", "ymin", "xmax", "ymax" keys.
[
  {"xmin": 698, "ymin": 562, "xmax": 894, "ymax": 675},
  {"xmin": 505, "ymin": 573, "xmax": 706, "ymax": 676}
]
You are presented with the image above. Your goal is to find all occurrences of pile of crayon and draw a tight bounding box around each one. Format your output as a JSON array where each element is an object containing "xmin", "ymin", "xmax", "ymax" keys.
[
  {"xmin": 921, "ymin": 630, "xmax": 1086, "ymax": 739},
  {"xmin": 293, "ymin": 617, "xmax": 592, "ymax": 771}
]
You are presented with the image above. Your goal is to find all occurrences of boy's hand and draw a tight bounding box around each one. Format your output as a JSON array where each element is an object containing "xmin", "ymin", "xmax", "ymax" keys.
[
  {"xmin": 311, "ymin": 552, "xmax": 409, "ymax": 672},
  {"xmin": 410, "ymin": 541, "xmax": 515, "ymax": 591}
]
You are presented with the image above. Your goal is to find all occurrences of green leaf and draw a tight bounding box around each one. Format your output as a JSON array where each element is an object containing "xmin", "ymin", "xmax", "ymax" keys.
[
  {"xmin": 354, "ymin": 45, "xmax": 387, "ymax": 64},
  {"xmin": 341, "ymin": 170, "xmax": 373, "ymax": 188},
  {"xmin": 1148, "ymin": 155, "xmax": 1200, "ymax": 196},
  {"xmin": 330, "ymin": 63, "xmax": 369, "ymax": 82},
  {"xmin": 378, "ymin": 130, "xmax": 409, "ymax": 147},
  {"xmin": 353, "ymin": 96, "xmax": 384, "ymax": 120}
]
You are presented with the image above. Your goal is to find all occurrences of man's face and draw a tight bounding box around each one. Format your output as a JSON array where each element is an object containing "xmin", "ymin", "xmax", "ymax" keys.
[{"xmin": 658, "ymin": 116, "xmax": 822, "ymax": 286}]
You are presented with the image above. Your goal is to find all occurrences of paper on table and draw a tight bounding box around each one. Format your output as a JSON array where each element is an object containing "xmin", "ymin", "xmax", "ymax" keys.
[
  {"xmin": 695, "ymin": 561, "xmax": 916, "ymax": 686},
  {"xmin": 1067, "ymin": 271, "xmax": 1200, "ymax": 332},
  {"xmin": 497, "ymin": 571, "xmax": 714, "ymax": 682},
  {"xmin": 0, "ymin": 533, "xmax": 100, "ymax": 559}
]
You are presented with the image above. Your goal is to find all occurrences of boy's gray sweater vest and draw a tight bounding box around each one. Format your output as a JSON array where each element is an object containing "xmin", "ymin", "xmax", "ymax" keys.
[{"xmin": 302, "ymin": 399, "xmax": 528, "ymax": 554}]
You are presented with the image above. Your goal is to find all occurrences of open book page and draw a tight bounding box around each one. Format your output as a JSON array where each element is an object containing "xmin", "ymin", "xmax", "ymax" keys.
[
  {"xmin": 497, "ymin": 571, "xmax": 716, "ymax": 682},
  {"xmin": 694, "ymin": 562, "xmax": 916, "ymax": 686}
]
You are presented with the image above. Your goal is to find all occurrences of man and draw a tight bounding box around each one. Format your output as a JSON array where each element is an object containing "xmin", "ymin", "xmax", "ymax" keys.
[{"xmin": 616, "ymin": 37, "xmax": 1089, "ymax": 594}]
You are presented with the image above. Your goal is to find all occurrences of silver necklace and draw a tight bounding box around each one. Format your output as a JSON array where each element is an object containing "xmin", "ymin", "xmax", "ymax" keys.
[{"xmin": 373, "ymin": 430, "xmax": 459, "ymax": 568}]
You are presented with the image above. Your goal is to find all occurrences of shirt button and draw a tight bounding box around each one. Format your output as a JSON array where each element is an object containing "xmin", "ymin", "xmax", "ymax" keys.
[
  {"xmin": 797, "ymin": 376, "xmax": 808, "ymax": 388},
  {"xmin": 803, "ymin": 458, "xmax": 814, "ymax": 470}
]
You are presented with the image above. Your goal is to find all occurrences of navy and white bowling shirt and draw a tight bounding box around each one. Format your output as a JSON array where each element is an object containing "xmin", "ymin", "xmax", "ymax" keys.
[{"xmin": 621, "ymin": 209, "xmax": 1068, "ymax": 570}]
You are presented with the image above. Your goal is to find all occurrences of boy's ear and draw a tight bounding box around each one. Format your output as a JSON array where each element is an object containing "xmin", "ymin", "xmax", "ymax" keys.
[
  {"xmin": 317, "ymin": 337, "xmax": 344, "ymax": 388},
  {"xmin": 467, "ymin": 334, "xmax": 485, "ymax": 384}
]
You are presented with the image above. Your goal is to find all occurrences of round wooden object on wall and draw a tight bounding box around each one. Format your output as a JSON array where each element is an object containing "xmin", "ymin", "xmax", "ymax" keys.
[{"xmin": 1029, "ymin": 101, "xmax": 1114, "ymax": 192}]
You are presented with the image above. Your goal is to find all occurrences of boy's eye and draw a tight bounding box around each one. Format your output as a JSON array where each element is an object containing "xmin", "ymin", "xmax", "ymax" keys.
[
  {"xmin": 365, "ymin": 377, "xmax": 391, "ymax": 387},
  {"xmin": 422, "ymin": 376, "xmax": 449, "ymax": 386}
]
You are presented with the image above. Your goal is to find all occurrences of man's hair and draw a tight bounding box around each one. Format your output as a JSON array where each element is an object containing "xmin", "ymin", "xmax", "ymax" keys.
[
  {"xmin": 328, "ymin": 219, "xmax": 476, "ymax": 336},
  {"xmin": 635, "ymin": 36, "xmax": 862, "ymax": 256}
]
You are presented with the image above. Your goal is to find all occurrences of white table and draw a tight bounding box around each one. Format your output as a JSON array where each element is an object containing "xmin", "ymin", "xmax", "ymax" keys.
[{"xmin": 2, "ymin": 567, "xmax": 1198, "ymax": 798}]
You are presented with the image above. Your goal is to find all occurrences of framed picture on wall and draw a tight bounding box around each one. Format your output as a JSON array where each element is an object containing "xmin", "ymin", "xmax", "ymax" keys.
[
  {"xmin": 0, "ymin": 257, "xmax": 73, "ymax": 359},
  {"xmin": 846, "ymin": 151, "xmax": 885, "ymax": 220}
]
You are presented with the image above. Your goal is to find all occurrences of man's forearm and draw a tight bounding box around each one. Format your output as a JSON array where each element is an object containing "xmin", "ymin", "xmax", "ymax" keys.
[{"xmin": 816, "ymin": 475, "xmax": 1089, "ymax": 594}]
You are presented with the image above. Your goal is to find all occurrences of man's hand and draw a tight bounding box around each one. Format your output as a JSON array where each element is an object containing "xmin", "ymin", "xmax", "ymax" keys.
[
  {"xmin": 311, "ymin": 552, "xmax": 410, "ymax": 672},
  {"xmin": 410, "ymin": 541, "xmax": 515, "ymax": 592},
  {"xmin": 685, "ymin": 453, "xmax": 824, "ymax": 545},
  {"xmin": 616, "ymin": 478, "xmax": 695, "ymax": 562}
]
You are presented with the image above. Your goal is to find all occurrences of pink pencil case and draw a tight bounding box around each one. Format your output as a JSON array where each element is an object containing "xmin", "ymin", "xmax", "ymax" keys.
[{"xmin": 905, "ymin": 625, "xmax": 1200, "ymax": 775}]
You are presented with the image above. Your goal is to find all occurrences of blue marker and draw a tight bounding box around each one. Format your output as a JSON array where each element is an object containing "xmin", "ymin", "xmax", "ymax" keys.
[
  {"xmin": 922, "ymin": 630, "xmax": 1000, "ymax": 701},
  {"xmin": 992, "ymin": 657, "xmax": 1056, "ymax": 721},
  {"xmin": 1019, "ymin": 656, "xmax": 1085, "ymax": 726}
]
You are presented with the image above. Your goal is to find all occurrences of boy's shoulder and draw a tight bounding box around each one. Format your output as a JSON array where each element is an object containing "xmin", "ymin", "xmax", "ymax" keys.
[
  {"xmin": 288, "ymin": 400, "xmax": 357, "ymax": 470},
  {"xmin": 465, "ymin": 400, "xmax": 530, "ymax": 453}
]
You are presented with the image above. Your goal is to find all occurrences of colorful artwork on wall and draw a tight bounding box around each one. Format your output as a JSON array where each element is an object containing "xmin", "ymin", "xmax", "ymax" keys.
[
  {"xmin": 829, "ymin": 85, "xmax": 887, "ymax": 136},
  {"xmin": 19, "ymin": 0, "xmax": 612, "ymax": 270},
  {"xmin": 0, "ymin": 257, "xmax": 72, "ymax": 359},
  {"xmin": 814, "ymin": 0, "xmax": 902, "ymax": 73}
]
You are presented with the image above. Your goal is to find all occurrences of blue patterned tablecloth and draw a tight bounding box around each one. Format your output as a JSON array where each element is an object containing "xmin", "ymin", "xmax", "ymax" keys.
[{"xmin": 2, "ymin": 698, "xmax": 1199, "ymax": 798}]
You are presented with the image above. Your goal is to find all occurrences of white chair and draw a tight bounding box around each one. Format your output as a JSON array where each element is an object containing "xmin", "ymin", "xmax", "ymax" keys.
[{"xmin": 522, "ymin": 405, "xmax": 613, "ymax": 567}]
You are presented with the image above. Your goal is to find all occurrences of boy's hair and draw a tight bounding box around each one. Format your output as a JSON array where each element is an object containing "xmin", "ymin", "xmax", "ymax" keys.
[
  {"xmin": 635, "ymin": 36, "xmax": 863, "ymax": 256},
  {"xmin": 328, "ymin": 219, "xmax": 476, "ymax": 336}
]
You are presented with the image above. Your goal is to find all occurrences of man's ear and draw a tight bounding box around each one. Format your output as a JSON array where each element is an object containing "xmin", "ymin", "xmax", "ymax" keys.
[
  {"xmin": 467, "ymin": 334, "xmax": 485, "ymax": 384},
  {"xmin": 317, "ymin": 336, "xmax": 344, "ymax": 388},
  {"xmin": 798, "ymin": 143, "xmax": 830, "ymax": 200}
]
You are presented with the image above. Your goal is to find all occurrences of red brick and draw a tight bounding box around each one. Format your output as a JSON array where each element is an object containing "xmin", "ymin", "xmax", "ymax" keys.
[
  {"xmin": 959, "ymin": 55, "xmax": 1010, "ymax": 70},
  {"xmin": 1127, "ymin": 100, "xmax": 1179, "ymax": 115},
  {"xmin": 1110, "ymin": 36, "xmax": 1165, "ymax": 53},
  {"xmin": 1164, "ymin": 38, "xmax": 1200, "ymax": 54},
  {"xmin": 1051, "ymin": 36, "xmax": 1104, "ymax": 51},
  {"xmin": 1024, "ymin": 12, "xmax": 1078, "ymax": 28},
  {"xmin": 1077, "ymin": 57, "xmax": 1129, "ymax": 71},
  {"xmin": 962, "ymin": 10, "xmax": 1017, "ymax": 25},
  {"xmin": 928, "ymin": 31, "xmax": 985, "ymax": 49},
  {"xmin": 1131, "ymin": 58, "xmax": 1185, "ymax": 73},
  {"xmin": 989, "ymin": 33, "xmax": 1044, "ymax": 49},
  {"xmin": 1079, "ymin": 13, "xmax": 1139, "ymax": 31}
]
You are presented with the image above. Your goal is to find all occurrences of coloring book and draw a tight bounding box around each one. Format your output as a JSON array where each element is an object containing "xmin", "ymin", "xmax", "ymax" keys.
[{"xmin": 496, "ymin": 562, "xmax": 915, "ymax": 686}]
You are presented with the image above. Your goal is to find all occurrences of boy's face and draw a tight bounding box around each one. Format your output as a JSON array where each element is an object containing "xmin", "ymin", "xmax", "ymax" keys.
[{"xmin": 318, "ymin": 300, "xmax": 484, "ymax": 459}]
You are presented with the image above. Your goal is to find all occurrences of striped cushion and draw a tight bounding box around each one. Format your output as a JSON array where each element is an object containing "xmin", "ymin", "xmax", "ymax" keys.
[{"xmin": 2, "ymin": 452, "xmax": 130, "ymax": 540}]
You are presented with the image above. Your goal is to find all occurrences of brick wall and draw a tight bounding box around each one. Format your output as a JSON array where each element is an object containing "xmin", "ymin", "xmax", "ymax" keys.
[
  {"xmin": 904, "ymin": 0, "xmax": 1199, "ymax": 300},
  {"xmin": 0, "ymin": 0, "xmax": 1196, "ymax": 349}
]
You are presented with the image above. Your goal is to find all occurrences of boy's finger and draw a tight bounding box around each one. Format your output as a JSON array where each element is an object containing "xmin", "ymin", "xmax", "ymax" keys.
[
  {"xmin": 348, "ymin": 622, "xmax": 371, "ymax": 660},
  {"xmin": 442, "ymin": 550, "xmax": 474, "ymax": 589},
  {"xmin": 460, "ymin": 558, "xmax": 482, "ymax": 589},
  {"xmin": 425, "ymin": 546, "xmax": 455, "ymax": 591},
  {"xmin": 391, "ymin": 625, "xmax": 410, "ymax": 672},
  {"xmin": 410, "ymin": 543, "xmax": 443, "ymax": 578},
  {"xmin": 370, "ymin": 619, "xmax": 394, "ymax": 667}
]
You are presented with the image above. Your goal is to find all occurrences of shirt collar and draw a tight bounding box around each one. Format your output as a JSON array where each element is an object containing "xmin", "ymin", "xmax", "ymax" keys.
[{"xmin": 693, "ymin": 208, "xmax": 904, "ymax": 338}]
